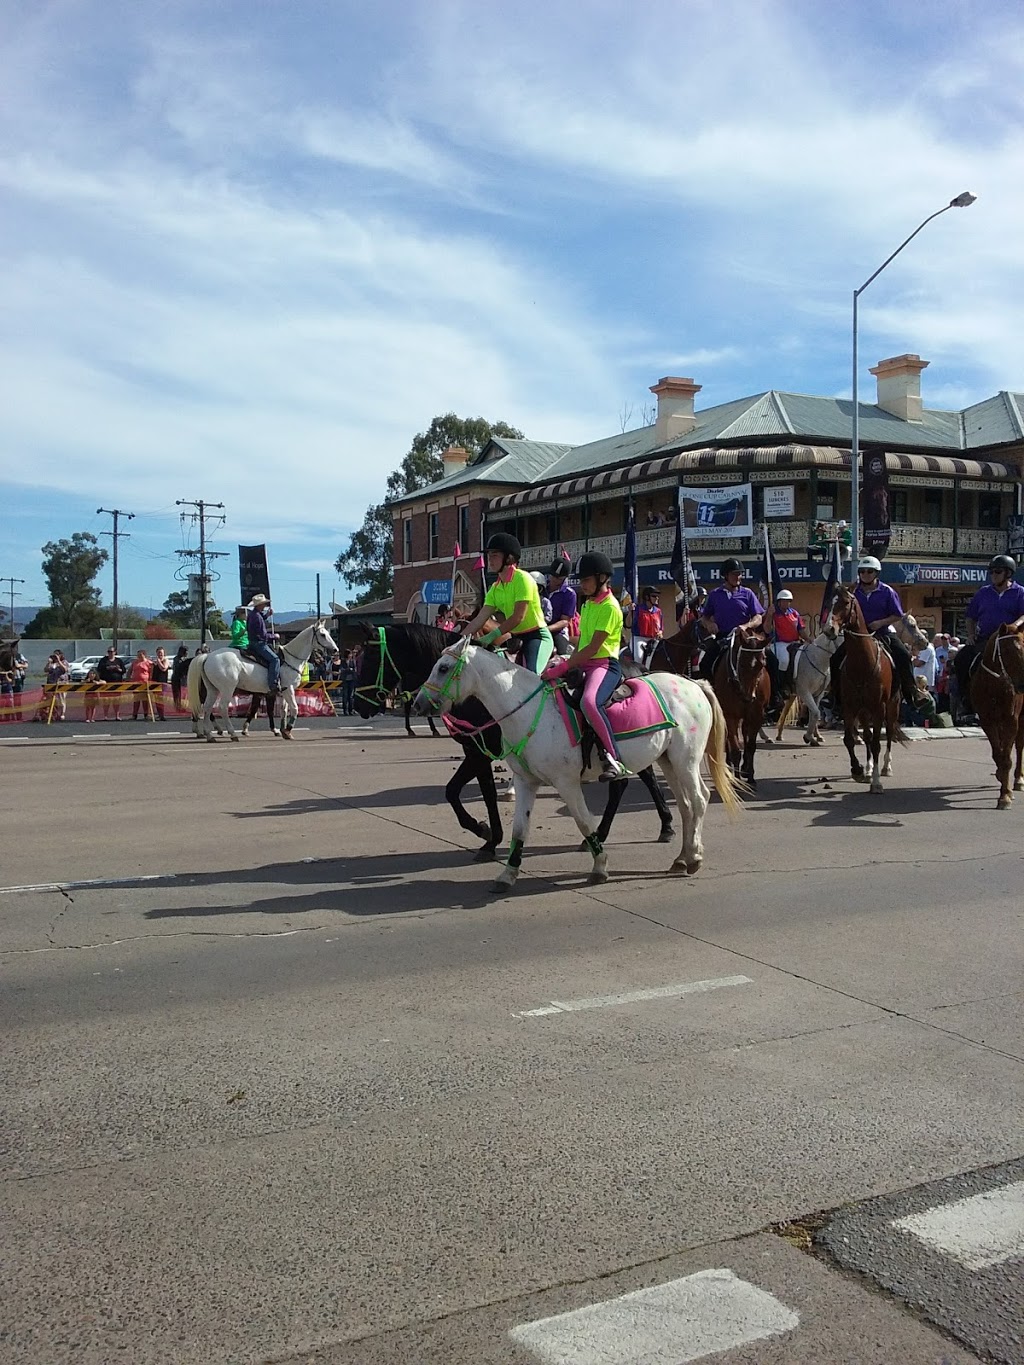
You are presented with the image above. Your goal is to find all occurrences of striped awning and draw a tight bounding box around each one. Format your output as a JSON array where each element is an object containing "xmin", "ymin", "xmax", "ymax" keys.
[{"xmin": 487, "ymin": 445, "xmax": 1016, "ymax": 513}]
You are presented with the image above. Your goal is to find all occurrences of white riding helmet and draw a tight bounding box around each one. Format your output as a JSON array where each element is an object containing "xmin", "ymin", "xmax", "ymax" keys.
[
  {"xmin": 857, "ymin": 556, "xmax": 882, "ymax": 574},
  {"xmin": 529, "ymin": 570, "xmax": 547, "ymax": 588},
  {"xmin": 776, "ymin": 589, "xmax": 794, "ymax": 601}
]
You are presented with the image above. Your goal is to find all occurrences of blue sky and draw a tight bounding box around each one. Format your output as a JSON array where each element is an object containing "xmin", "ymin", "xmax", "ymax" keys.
[{"xmin": 2, "ymin": 0, "xmax": 1022, "ymax": 615}]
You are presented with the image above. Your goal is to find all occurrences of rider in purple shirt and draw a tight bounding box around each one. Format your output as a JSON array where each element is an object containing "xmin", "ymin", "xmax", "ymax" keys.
[
  {"xmin": 245, "ymin": 594, "xmax": 282, "ymax": 693},
  {"xmin": 546, "ymin": 558, "xmax": 579, "ymax": 657},
  {"xmin": 830, "ymin": 556, "xmax": 932, "ymax": 714},
  {"xmin": 698, "ymin": 558, "xmax": 780, "ymax": 706},
  {"xmin": 954, "ymin": 555, "xmax": 1024, "ymax": 706}
]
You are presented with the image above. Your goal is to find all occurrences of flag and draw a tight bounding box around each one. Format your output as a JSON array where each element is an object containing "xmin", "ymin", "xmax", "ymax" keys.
[
  {"xmin": 759, "ymin": 523, "xmax": 781, "ymax": 609},
  {"xmin": 819, "ymin": 534, "xmax": 841, "ymax": 627},
  {"xmin": 475, "ymin": 553, "xmax": 487, "ymax": 605},
  {"xmin": 669, "ymin": 488, "xmax": 697, "ymax": 599},
  {"xmin": 863, "ymin": 452, "xmax": 891, "ymax": 559},
  {"xmin": 623, "ymin": 503, "xmax": 639, "ymax": 632}
]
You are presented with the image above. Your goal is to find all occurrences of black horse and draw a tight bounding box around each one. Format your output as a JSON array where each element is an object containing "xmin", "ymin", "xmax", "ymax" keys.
[{"xmin": 353, "ymin": 624, "xmax": 674, "ymax": 860}]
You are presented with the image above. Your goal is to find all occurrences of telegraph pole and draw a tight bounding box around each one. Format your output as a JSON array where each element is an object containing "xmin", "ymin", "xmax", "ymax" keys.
[
  {"xmin": 176, "ymin": 500, "xmax": 227, "ymax": 644},
  {"xmin": 1, "ymin": 577, "xmax": 25, "ymax": 634},
  {"xmin": 315, "ymin": 573, "xmax": 321, "ymax": 618},
  {"xmin": 97, "ymin": 508, "xmax": 135, "ymax": 652}
]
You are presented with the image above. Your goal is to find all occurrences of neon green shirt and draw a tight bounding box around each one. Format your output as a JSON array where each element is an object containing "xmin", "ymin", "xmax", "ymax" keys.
[
  {"xmin": 483, "ymin": 567, "xmax": 546, "ymax": 633},
  {"xmin": 578, "ymin": 590, "xmax": 623, "ymax": 659}
]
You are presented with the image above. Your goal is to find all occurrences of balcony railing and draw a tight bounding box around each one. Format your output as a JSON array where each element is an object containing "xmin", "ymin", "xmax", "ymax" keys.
[{"xmin": 514, "ymin": 520, "xmax": 1005, "ymax": 568}]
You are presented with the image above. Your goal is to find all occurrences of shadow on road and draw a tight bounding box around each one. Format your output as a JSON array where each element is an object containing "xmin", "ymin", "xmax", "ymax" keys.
[{"xmin": 747, "ymin": 773, "xmax": 996, "ymax": 825}]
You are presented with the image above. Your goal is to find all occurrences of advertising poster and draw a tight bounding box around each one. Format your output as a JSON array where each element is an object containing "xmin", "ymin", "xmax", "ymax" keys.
[{"xmin": 680, "ymin": 484, "xmax": 753, "ymax": 538}]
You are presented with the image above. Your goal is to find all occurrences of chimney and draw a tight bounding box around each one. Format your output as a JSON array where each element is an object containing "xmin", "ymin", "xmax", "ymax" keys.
[
  {"xmin": 649, "ymin": 376, "xmax": 702, "ymax": 445},
  {"xmin": 442, "ymin": 445, "xmax": 469, "ymax": 475},
  {"xmin": 868, "ymin": 353, "xmax": 929, "ymax": 423}
]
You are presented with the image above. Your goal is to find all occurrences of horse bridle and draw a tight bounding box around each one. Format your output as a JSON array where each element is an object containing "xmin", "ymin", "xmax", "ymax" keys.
[
  {"xmin": 726, "ymin": 628, "xmax": 768, "ymax": 704},
  {"xmin": 980, "ymin": 630, "xmax": 1024, "ymax": 687},
  {"xmin": 354, "ymin": 627, "xmax": 410, "ymax": 710}
]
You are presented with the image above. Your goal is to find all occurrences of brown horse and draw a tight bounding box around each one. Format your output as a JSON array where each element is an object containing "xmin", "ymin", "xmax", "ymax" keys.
[
  {"xmin": 831, "ymin": 587, "xmax": 905, "ymax": 792},
  {"xmin": 969, "ymin": 625, "xmax": 1024, "ymax": 809},
  {"xmin": 647, "ymin": 618, "xmax": 703, "ymax": 677},
  {"xmin": 711, "ymin": 625, "xmax": 770, "ymax": 786}
]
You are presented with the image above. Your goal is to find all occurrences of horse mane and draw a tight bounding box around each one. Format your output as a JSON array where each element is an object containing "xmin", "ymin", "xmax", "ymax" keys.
[{"xmin": 372, "ymin": 622, "xmax": 453, "ymax": 688}]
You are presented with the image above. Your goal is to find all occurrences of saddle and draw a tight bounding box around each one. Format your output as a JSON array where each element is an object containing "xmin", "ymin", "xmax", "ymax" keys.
[
  {"xmin": 561, "ymin": 669, "xmax": 632, "ymax": 711},
  {"xmin": 237, "ymin": 646, "xmax": 282, "ymax": 666}
]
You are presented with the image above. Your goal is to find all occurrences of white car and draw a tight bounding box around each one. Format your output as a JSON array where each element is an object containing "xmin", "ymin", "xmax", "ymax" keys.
[{"xmin": 68, "ymin": 654, "xmax": 127, "ymax": 682}]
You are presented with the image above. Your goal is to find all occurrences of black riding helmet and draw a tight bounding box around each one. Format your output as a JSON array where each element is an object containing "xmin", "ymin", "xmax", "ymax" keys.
[
  {"xmin": 642, "ymin": 584, "xmax": 659, "ymax": 598},
  {"xmin": 989, "ymin": 554, "xmax": 1017, "ymax": 576},
  {"xmin": 486, "ymin": 532, "xmax": 522, "ymax": 563},
  {"xmin": 547, "ymin": 557, "xmax": 570, "ymax": 578},
  {"xmin": 720, "ymin": 557, "xmax": 744, "ymax": 576},
  {"xmin": 576, "ymin": 551, "xmax": 614, "ymax": 579}
]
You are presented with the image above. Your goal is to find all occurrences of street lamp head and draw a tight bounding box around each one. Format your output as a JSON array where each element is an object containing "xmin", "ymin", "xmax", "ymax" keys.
[{"xmin": 949, "ymin": 191, "xmax": 977, "ymax": 208}]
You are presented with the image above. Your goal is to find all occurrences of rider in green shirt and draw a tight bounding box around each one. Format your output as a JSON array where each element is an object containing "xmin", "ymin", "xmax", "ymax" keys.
[
  {"xmin": 460, "ymin": 533, "xmax": 554, "ymax": 673},
  {"xmin": 230, "ymin": 607, "xmax": 249, "ymax": 650}
]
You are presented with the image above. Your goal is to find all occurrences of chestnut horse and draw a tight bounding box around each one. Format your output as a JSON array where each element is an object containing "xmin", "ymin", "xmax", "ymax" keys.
[
  {"xmin": 711, "ymin": 625, "xmax": 770, "ymax": 786},
  {"xmin": 831, "ymin": 587, "xmax": 905, "ymax": 792},
  {"xmin": 647, "ymin": 618, "xmax": 703, "ymax": 677},
  {"xmin": 969, "ymin": 625, "xmax": 1024, "ymax": 809}
]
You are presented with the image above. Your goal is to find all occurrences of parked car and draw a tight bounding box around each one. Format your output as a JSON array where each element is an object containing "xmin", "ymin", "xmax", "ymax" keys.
[{"xmin": 68, "ymin": 655, "xmax": 128, "ymax": 682}]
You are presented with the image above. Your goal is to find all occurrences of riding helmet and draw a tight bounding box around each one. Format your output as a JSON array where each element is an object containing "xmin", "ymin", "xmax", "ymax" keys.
[
  {"xmin": 529, "ymin": 570, "xmax": 548, "ymax": 588},
  {"xmin": 720, "ymin": 557, "xmax": 744, "ymax": 576},
  {"xmin": 642, "ymin": 585, "xmax": 659, "ymax": 598},
  {"xmin": 857, "ymin": 556, "xmax": 882, "ymax": 573},
  {"xmin": 576, "ymin": 551, "xmax": 614, "ymax": 579},
  {"xmin": 547, "ymin": 557, "xmax": 570, "ymax": 578},
  {"xmin": 486, "ymin": 532, "xmax": 522, "ymax": 561},
  {"xmin": 989, "ymin": 554, "xmax": 1016, "ymax": 576},
  {"xmin": 776, "ymin": 589, "xmax": 794, "ymax": 601}
]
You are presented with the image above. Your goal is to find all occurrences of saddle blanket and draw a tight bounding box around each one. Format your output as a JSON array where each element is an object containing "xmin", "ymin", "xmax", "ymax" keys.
[{"xmin": 555, "ymin": 676, "xmax": 677, "ymax": 748}]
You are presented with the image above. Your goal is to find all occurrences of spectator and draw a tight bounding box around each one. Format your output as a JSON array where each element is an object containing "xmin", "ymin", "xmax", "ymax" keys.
[
  {"xmin": 97, "ymin": 645, "xmax": 127, "ymax": 720},
  {"xmin": 932, "ymin": 633, "xmax": 950, "ymax": 677},
  {"xmin": 913, "ymin": 633, "xmax": 937, "ymax": 694},
  {"xmin": 435, "ymin": 605, "xmax": 457, "ymax": 631},
  {"xmin": 170, "ymin": 643, "xmax": 190, "ymax": 713},
  {"xmin": 338, "ymin": 648, "xmax": 358, "ymax": 716},
  {"xmin": 83, "ymin": 668, "xmax": 101, "ymax": 723},
  {"xmin": 150, "ymin": 647, "xmax": 169, "ymax": 720},
  {"xmin": 37, "ymin": 652, "xmax": 69, "ymax": 721},
  {"xmin": 12, "ymin": 648, "xmax": 27, "ymax": 721},
  {"xmin": 130, "ymin": 649, "xmax": 153, "ymax": 719}
]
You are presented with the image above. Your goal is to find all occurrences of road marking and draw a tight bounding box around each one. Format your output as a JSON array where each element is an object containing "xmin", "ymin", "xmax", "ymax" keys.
[
  {"xmin": 0, "ymin": 873, "xmax": 177, "ymax": 896},
  {"xmin": 515, "ymin": 975, "xmax": 752, "ymax": 1018},
  {"xmin": 509, "ymin": 1268, "xmax": 798, "ymax": 1364},
  {"xmin": 893, "ymin": 1180, "xmax": 1024, "ymax": 1270}
]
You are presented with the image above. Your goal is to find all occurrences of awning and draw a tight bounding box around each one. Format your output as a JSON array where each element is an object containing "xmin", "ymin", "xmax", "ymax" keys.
[{"xmin": 487, "ymin": 445, "xmax": 1016, "ymax": 513}]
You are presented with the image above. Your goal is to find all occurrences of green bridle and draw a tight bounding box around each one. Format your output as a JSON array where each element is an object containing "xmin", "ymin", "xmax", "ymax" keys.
[{"xmin": 354, "ymin": 626, "xmax": 415, "ymax": 708}]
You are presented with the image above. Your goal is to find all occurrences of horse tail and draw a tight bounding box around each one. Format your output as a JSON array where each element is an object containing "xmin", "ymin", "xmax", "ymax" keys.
[
  {"xmin": 776, "ymin": 693, "xmax": 796, "ymax": 734},
  {"xmin": 693, "ymin": 679, "xmax": 744, "ymax": 813},
  {"xmin": 186, "ymin": 654, "xmax": 206, "ymax": 721}
]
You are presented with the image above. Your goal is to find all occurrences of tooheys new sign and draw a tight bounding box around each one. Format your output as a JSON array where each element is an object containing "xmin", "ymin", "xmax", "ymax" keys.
[
  {"xmin": 862, "ymin": 453, "xmax": 892, "ymax": 558},
  {"xmin": 239, "ymin": 545, "xmax": 271, "ymax": 602}
]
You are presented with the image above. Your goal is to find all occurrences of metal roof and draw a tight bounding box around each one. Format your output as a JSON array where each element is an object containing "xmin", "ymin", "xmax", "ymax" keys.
[
  {"xmin": 489, "ymin": 445, "xmax": 1015, "ymax": 512},
  {"xmin": 387, "ymin": 439, "xmax": 573, "ymax": 507}
]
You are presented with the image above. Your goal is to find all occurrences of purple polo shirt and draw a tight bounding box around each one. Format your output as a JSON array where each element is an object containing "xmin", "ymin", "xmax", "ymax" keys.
[
  {"xmin": 703, "ymin": 584, "xmax": 765, "ymax": 633},
  {"xmin": 854, "ymin": 582, "xmax": 903, "ymax": 625},
  {"xmin": 547, "ymin": 582, "xmax": 577, "ymax": 627},
  {"xmin": 966, "ymin": 582, "xmax": 1024, "ymax": 638}
]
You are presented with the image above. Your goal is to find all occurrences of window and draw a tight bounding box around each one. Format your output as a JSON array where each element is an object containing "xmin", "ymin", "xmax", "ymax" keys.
[
  {"xmin": 924, "ymin": 490, "xmax": 943, "ymax": 527},
  {"xmin": 891, "ymin": 491, "xmax": 908, "ymax": 524},
  {"xmin": 978, "ymin": 491, "xmax": 1003, "ymax": 529},
  {"xmin": 403, "ymin": 520, "xmax": 412, "ymax": 563},
  {"xmin": 458, "ymin": 504, "xmax": 471, "ymax": 549},
  {"xmin": 547, "ymin": 512, "xmax": 560, "ymax": 543},
  {"xmin": 428, "ymin": 512, "xmax": 439, "ymax": 560}
]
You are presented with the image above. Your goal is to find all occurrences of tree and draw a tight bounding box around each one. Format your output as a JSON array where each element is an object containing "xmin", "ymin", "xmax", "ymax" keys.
[
  {"xmin": 34, "ymin": 532, "xmax": 108, "ymax": 634},
  {"xmin": 335, "ymin": 414, "xmax": 525, "ymax": 606},
  {"xmin": 160, "ymin": 589, "xmax": 226, "ymax": 637}
]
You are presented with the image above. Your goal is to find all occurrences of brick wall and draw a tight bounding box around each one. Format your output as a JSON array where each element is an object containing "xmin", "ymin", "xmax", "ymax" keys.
[{"xmin": 391, "ymin": 494, "xmax": 491, "ymax": 617}]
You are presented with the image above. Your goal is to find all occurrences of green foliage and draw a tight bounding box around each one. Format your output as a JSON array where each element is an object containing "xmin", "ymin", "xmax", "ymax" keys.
[
  {"xmin": 37, "ymin": 532, "xmax": 108, "ymax": 633},
  {"xmin": 162, "ymin": 590, "xmax": 197, "ymax": 626},
  {"xmin": 336, "ymin": 414, "xmax": 524, "ymax": 607}
]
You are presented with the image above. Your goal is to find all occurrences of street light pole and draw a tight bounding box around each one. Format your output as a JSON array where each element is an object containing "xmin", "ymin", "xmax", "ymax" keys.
[{"xmin": 848, "ymin": 191, "xmax": 976, "ymax": 581}]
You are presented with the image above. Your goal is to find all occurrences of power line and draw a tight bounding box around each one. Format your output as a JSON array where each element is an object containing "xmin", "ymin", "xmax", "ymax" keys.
[
  {"xmin": 96, "ymin": 508, "xmax": 135, "ymax": 652},
  {"xmin": 176, "ymin": 499, "xmax": 227, "ymax": 644},
  {"xmin": 1, "ymin": 577, "xmax": 25, "ymax": 632}
]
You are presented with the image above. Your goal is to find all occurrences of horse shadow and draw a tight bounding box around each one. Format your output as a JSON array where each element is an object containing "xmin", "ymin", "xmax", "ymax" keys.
[
  {"xmin": 746, "ymin": 773, "xmax": 994, "ymax": 825},
  {"xmin": 137, "ymin": 850, "xmax": 577, "ymax": 919}
]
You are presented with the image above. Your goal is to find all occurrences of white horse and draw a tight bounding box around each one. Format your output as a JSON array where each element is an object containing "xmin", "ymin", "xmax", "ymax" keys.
[
  {"xmin": 774, "ymin": 624, "xmax": 841, "ymax": 746},
  {"xmin": 188, "ymin": 621, "xmax": 338, "ymax": 742},
  {"xmin": 413, "ymin": 635, "xmax": 741, "ymax": 892}
]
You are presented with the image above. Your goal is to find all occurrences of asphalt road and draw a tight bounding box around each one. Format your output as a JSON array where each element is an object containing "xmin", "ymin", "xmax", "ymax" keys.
[{"xmin": 1, "ymin": 714, "xmax": 1022, "ymax": 1363}]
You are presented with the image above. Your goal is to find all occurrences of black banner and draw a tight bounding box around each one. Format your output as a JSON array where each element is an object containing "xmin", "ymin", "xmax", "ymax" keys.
[
  {"xmin": 239, "ymin": 544, "xmax": 271, "ymax": 603},
  {"xmin": 862, "ymin": 453, "xmax": 891, "ymax": 559}
]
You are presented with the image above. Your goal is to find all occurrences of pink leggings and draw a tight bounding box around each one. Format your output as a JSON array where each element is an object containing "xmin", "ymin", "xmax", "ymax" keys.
[{"xmin": 581, "ymin": 657, "xmax": 622, "ymax": 758}]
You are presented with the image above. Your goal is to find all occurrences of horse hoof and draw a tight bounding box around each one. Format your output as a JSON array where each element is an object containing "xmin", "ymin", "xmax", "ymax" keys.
[
  {"xmin": 669, "ymin": 860, "xmax": 690, "ymax": 876},
  {"xmin": 657, "ymin": 827, "xmax": 675, "ymax": 844},
  {"xmin": 803, "ymin": 734, "xmax": 812, "ymax": 744},
  {"xmin": 282, "ymin": 730, "xmax": 293, "ymax": 741},
  {"xmin": 230, "ymin": 734, "xmax": 240, "ymax": 742},
  {"xmin": 997, "ymin": 796, "xmax": 1012, "ymax": 810},
  {"xmin": 1015, "ymin": 780, "xmax": 1024, "ymax": 792},
  {"xmin": 206, "ymin": 736, "xmax": 217, "ymax": 744},
  {"xmin": 852, "ymin": 773, "xmax": 869, "ymax": 783},
  {"xmin": 492, "ymin": 876, "xmax": 515, "ymax": 894},
  {"xmin": 474, "ymin": 846, "xmax": 498, "ymax": 863},
  {"xmin": 587, "ymin": 869, "xmax": 610, "ymax": 885}
]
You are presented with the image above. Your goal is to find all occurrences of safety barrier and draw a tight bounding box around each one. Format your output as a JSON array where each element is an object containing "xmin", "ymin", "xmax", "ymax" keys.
[
  {"xmin": 32, "ymin": 682, "xmax": 165, "ymax": 724},
  {"xmin": 0, "ymin": 681, "xmax": 338, "ymax": 724}
]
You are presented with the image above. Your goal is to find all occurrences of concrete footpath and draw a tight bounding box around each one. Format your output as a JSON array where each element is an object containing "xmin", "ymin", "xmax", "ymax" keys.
[{"xmin": 1, "ymin": 718, "xmax": 1021, "ymax": 1363}]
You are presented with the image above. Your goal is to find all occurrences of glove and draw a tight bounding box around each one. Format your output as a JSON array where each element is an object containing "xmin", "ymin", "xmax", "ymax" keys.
[{"xmin": 542, "ymin": 659, "xmax": 570, "ymax": 681}]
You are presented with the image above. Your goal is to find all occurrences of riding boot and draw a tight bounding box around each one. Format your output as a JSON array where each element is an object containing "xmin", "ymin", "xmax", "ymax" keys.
[{"xmin": 599, "ymin": 751, "xmax": 628, "ymax": 782}]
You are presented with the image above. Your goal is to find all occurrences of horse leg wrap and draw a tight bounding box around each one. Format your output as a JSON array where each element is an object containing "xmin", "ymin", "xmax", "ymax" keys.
[
  {"xmin": 506, "ymin": 837, "xmax": 524, "ymax": 870},
  {"xmin": 584, "ymin": 831, "xmax": 603, "ymax": 859}
]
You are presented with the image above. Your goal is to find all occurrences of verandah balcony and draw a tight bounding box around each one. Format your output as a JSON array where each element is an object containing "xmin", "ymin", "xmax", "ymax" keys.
[{"xmin": 515, "ymin": 521, "xmax": 1005, "ymax": 570}]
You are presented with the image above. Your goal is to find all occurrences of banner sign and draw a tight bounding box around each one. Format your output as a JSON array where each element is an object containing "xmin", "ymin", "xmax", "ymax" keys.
[
  {"xmin": 1007, "ymin": 515, "xmax": 1024, "ymax": 557},
  {"xmin": 862, "ymin": 453, "xmax": 891, "ymax": 558},
  {"xmin": 762, "ymin": 486, "xmax": 795, "ymax": 518},
  {"xmin": 624, "ymin": 557, "xmax": 994, "ymax": 590},
  {"xmin": 239, "ymin": 545, "xmax": 271, "ymax": 603},
  {"xmin": 890, "ymin": 562, "xmax": 993, "ymax": 587},
  {"xmin": 681, "ymin": 484, "xmax": 753, "ymax": 539},
  {"xmin": 421, "ymin": 578, "xmax": 453, "ymax": 605}
]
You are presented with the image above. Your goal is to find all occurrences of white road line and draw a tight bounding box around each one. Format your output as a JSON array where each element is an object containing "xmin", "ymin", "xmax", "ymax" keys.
[
  {"xmin": 0, "ymin": 873, "xmax": 177, "ymax": 896},
  {"xmin": 893, "ymin": 1181, "xmax": 1024, "ymax": 1270},
  {"xmin": 515, "ymin": 975, "xmax": 752, "ymax": 1018},
  {"xmin": 509, "ymin": 1268, "xmax": 799, "ymax": 1364}
]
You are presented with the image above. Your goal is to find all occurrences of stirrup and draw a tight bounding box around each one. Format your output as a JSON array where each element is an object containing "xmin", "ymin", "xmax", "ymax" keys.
[{"xmin": 599, "ymin": 754, "xmax": 628, "ymax": 782}]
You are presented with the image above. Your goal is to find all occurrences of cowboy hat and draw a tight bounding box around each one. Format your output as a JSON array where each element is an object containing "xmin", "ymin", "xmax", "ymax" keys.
[{"xmin": 247, "ymin": 594, "xmax": 270, "ymax": 607}]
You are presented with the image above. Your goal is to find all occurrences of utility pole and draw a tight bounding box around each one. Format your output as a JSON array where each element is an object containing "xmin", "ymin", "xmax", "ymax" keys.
[
  {"xmin": 176, "ymin": 500, "xmax": 227, "ymax": 644},
  {"xmin": 315, "ymin": 573, "xmax": 321, "ymax": 618},
  {"xmin": 96, "ymin": 508, "xmax": 135, "ymax": 652},
  {"xmin": 1, "ymin": 577, "xmax": 25, "ymax": 634}
]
